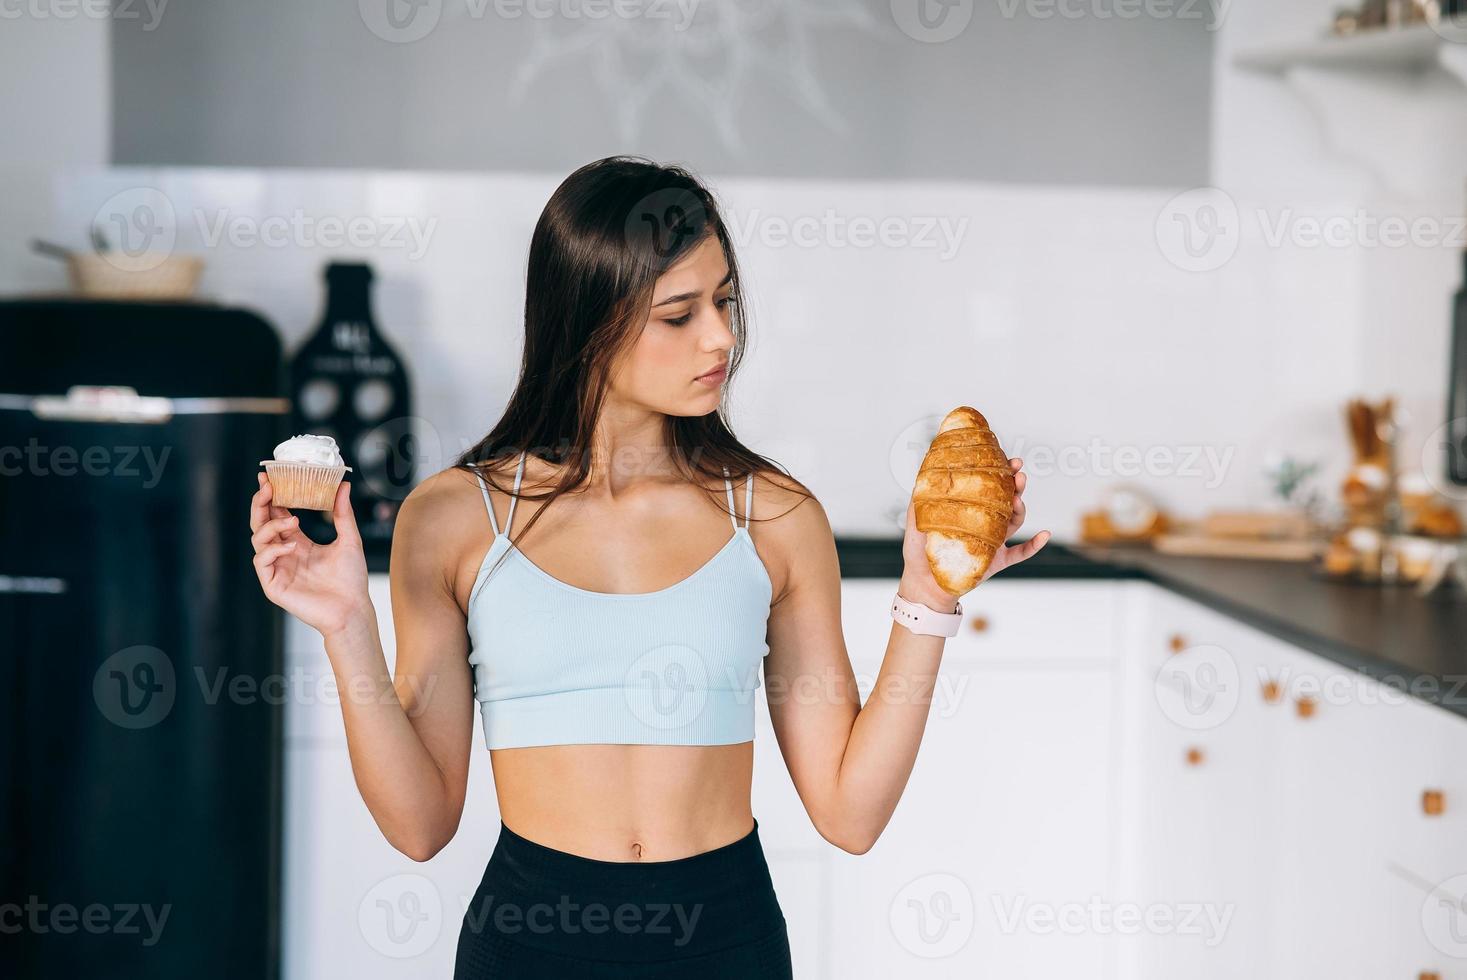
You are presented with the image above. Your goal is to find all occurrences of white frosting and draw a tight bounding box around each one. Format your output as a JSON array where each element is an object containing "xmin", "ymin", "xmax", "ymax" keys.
[
  {"xmin": 272, "ymin": 433, "xmax": 344, "ymax": 466},
  {"xmin": 1345, "ymin": 526, "xmax": 1381, "ymax": 550}
]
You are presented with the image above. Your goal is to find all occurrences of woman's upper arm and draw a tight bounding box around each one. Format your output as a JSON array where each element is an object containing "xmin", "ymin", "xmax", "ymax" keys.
[
  {"xmin": 761, "ymin": 490, "xmax": 861, "ymax": 833},
  {"xmin": 387, "ymin": 471, "xmax": 479, "ymax": 813}
]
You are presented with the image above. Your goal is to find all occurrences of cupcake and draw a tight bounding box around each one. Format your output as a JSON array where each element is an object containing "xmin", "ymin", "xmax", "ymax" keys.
[{"xmin": 260, "ymin": 434, "xmax": 352, "ymax": 510}]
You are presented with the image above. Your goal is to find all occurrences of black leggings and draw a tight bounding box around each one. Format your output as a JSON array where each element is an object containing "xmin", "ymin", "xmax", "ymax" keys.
[{"xmin": 453, "ymin": 817, "xmax": 793, "ymax": 978}]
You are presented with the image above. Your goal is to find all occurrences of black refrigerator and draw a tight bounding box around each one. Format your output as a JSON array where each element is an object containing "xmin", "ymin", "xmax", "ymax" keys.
[{"xmin": 0, "ymin": 300, "xmax": 286, "ymax": 978}]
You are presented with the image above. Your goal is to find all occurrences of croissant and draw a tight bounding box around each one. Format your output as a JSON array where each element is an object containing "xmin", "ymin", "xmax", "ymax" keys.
[{"xmin": 913, "ymin": 406, "xmax": 1016, "ymax": 595}]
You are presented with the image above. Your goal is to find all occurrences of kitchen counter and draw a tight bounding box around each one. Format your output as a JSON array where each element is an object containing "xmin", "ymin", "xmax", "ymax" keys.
[{"xmin": 836, "ymin": 536, "xmax": 1467, "ymax": 718}]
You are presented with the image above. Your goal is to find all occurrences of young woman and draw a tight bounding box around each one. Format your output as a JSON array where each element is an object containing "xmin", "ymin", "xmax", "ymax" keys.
[{"xmin": 248, "ymin": 156, "xmax": 1050, "ymax": 978}]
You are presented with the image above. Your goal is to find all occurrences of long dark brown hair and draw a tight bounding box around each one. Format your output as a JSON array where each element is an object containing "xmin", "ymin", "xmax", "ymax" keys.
[{"xmin": 453, "ymin": 155, "xmax": 812, "ymax": 587}]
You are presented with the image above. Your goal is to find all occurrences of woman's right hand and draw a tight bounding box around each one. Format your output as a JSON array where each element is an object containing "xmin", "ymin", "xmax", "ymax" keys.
[{"xmin": 250, "ymin": 473, "xmax": 371, "ymax": 637}]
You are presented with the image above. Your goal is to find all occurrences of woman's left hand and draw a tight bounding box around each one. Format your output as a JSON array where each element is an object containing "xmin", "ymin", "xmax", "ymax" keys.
[{"xmin": 900, "ymin": 456, "xmax": 1051, "ymax": 608}]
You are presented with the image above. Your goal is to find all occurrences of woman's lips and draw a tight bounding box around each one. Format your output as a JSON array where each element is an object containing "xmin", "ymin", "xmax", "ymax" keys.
[{"xmin": 694, "ymin": 365, "xmax": 727, "ymax": 386}]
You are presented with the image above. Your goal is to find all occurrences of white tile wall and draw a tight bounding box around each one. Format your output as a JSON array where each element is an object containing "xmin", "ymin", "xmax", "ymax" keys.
[{"xmin": 6, "ymin": 163, "xmax": 1432, "ymax": 538}]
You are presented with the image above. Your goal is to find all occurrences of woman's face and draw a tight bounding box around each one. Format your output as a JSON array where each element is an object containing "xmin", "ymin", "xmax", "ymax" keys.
[{"xmin": 610, "ymin": 234, "xmax": 736, "ymax": 417}]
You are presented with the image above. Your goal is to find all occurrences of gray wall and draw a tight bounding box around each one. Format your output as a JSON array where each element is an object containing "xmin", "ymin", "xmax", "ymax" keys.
[{"xmin": 111, "ymin": 0, "xmax": 1212, "ymax": 186}]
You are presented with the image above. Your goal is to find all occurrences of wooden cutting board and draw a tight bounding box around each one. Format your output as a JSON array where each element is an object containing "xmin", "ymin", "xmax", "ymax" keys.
[{"xmin": 1152, "ymin": 533, "xmax": 1323, "ymax": 562}]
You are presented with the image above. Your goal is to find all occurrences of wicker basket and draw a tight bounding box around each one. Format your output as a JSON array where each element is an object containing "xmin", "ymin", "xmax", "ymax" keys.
[{"xmin": 67, "ymin": 252, "xmax": 204, "ymax": 300}]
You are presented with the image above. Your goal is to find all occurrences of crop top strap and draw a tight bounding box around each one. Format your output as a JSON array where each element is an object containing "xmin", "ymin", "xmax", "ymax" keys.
[
  {"xmin": 721, "ymin": 465, "xmax": 738, "ymax": 532},
  {"xmin": 475, "ymin": 450, "xmax": 527, "ymax": 538},
  {"xmin": 720, "ymin": 465, "xmax": 754, "ymax": 530}
]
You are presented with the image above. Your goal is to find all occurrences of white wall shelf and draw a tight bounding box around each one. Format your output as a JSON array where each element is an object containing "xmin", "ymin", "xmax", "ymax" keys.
[
  {"xmin": 1234, "ymin": 24, "xmax": 1467, "ymax": 81},
  {"xmin": 1231, "ymin": 25, "xmax": 1467, "ymax": 197}
]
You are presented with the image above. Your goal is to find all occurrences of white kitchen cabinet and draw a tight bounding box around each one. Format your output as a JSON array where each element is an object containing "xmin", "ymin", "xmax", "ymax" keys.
[
  {"xmin": 1119, "ymin": 585, "xmax": 1467, "ymax": 980},
  {"xmin": 817, "ymin": 579, "xmax": 1118, "ymax": 978},
  {"xmin": 1115, "ymin": 585, "xmax": 1284, "ymax": 978},
  {"xmin": 279, "ymin": 569, "xmax": 1467, "ymax": 980},
  {"xmin": 281, "ymin": 577, "xmax": 501, "ymax": 980}
]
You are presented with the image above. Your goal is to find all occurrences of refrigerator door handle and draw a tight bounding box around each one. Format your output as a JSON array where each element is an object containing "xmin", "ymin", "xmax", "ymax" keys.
[
  {"xmin": 0, "ymin": 574, "xmax": 68, "ymax": 594},
  {"xmin": 0, "ymin": 385, "xmax": 289, "ymax": 423}
]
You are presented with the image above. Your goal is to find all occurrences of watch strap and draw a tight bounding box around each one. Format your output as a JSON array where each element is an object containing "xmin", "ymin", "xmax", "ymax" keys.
[{"xmin": 891, "ymin": 592, "xmax": 963, "ymax": 637}]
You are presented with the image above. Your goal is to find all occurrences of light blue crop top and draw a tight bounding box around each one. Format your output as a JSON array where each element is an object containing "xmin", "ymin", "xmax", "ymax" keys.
[{"xmin": 465, "ymin": 451, "xmax": 774, "ymax": 750}]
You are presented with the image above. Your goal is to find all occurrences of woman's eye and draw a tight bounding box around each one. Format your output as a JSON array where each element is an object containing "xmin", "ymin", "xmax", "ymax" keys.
[
  {"xmin": 665, "ymin": 313, "xmax": 692, "ymax": 327},
  {"xmin": 717, "ymin": 295, "xmax": 736, "ymax": 309}
]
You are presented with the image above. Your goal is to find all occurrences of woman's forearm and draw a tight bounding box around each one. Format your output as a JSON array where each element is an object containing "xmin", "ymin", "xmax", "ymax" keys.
[
  {"xmin": 321, "ymin": 604, "xmax": 459, "ymax": 860},
  {"xmin": 829, "ymin": 574, "xmax": 955, "ymax": 852}
]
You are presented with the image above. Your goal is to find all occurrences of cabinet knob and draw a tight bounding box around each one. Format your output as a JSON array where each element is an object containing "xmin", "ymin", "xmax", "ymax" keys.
[
  {"xmin": 969, "ymin": 615, "xmax": 990, "ymax": 633},
  {"xmin": 1185, "ymin": 747, "xmax": 1205, "ymax": 766},
  {"xmin": 1261, "ymin": 679, "xmax": 1282, "ymax": 704},
  {"xmin": 1168, "ymin": 633, "xmax": 1187, "ymax": 653},
  {"xmin": 1295, "ymin": 696, "xmax": 1316, "ymax": 719},
  {"xmin": 1423, "ymin": 789, "xmax": 1446, "ymax": 816}
]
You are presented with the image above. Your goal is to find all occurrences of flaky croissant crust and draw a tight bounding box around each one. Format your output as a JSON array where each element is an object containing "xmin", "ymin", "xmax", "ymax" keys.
[{"xmin": 913, "ymin": 406, "xmax": 1015, "ymax": 595}]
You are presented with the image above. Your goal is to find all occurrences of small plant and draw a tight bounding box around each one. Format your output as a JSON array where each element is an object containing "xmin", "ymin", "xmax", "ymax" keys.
[{"xmin": 1263, "ymin": 454, "xmax": 1325, "ymax": 520}]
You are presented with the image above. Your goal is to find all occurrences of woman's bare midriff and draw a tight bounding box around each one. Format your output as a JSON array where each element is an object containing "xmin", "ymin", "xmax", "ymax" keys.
[{"xmin": 489, "ymin": 741, "xmax": 755, "ymax": 862}]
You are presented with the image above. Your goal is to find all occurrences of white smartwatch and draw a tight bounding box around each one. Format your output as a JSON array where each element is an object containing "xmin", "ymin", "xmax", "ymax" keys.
[{"xmin": 891, "ymin": 592, "xmax": 963, "ymax": 637}]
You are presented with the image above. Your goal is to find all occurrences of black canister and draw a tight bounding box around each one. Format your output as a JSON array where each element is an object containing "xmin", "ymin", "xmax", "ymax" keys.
[{"xmin": 288, "ymin": 262, "xmax": 416, "ymax": 569}]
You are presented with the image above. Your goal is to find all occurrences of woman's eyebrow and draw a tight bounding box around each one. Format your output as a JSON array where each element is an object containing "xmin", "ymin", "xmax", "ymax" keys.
[{"xmin": 652, "ymin": 271, "xmax": 734, "ymax": 307}]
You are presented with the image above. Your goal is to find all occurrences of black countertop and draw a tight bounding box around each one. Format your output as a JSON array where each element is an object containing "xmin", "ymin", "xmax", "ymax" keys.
[{"xmin": 836, "ymin": 536, "xmax": 1467, "ymax": 718}]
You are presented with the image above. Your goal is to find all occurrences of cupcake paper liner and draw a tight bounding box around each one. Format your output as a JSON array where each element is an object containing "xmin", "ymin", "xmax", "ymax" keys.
[{"xmin": 260, "ymin": 460, "xmax": 352, "ymax": 511}]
